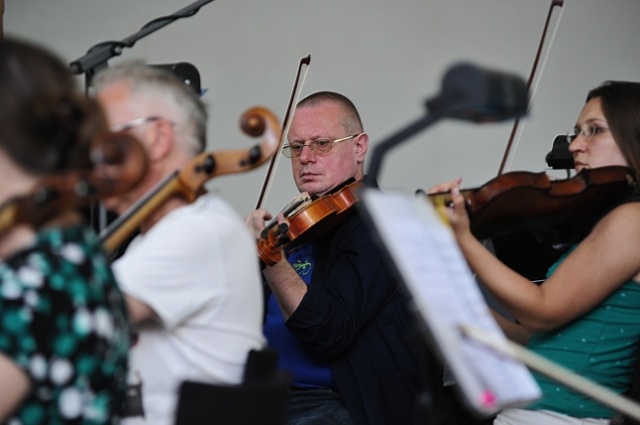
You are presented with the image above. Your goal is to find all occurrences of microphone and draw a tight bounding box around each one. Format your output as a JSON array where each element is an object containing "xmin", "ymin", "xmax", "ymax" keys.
[
  {"xmin": 425, "ymin": 63, "xmax": 528, "ymax": 123},
  {"xmin": 365, "ymin": 62, "xmax": 528, "ymax": 184}
]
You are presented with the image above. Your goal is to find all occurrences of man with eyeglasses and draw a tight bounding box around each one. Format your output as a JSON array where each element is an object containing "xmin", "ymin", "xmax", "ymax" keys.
[
  {"xmin": 246, "ymin": 91, "xmax": 440, "ymax": 425},
  {"xmin": 93, "ymin": 62, "xmax": 265, "ymax": 425}
]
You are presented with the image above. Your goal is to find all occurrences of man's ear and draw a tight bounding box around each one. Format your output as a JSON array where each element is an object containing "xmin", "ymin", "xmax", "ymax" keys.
[
  {"xmin": 147, "ymin": 119, "xmax": 174, "ymax": 162},
  {"xmin": 354, "ymin": 132, "xmax": 369, "ymax": 162}
]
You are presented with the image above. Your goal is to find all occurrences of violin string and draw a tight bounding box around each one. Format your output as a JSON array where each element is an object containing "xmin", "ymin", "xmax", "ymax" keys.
[
  {"xmin": 265, "ymin": 192, "xmax": 312, "ymax": 231},
  {"xmin": 504, "ymin": 2, "xmax": 565, "ymax": 172}
]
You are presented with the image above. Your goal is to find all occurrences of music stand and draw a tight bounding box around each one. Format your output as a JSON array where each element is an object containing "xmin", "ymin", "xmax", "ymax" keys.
[
  {"xmin": 358, "ymin": 189, "xmax": 541, "ymax": 417},
  {"xmin": 358, "ymin": 188, "xmax": 640, "ymax": 421}
]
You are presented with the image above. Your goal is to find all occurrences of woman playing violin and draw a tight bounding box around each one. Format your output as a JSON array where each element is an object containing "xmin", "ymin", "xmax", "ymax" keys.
[
  {"xmin": 0, "ymin": 37, "xmax": 129, "ymax": 424},
  {"xmin": 431, "ymin": 81, "xmax": 640, "ymax": 424}
]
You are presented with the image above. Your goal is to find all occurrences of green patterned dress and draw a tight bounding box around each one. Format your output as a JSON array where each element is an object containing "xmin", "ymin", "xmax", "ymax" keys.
[{"xmin": 0, "ymin": 225, "xmax": 130, "ymax": 425}]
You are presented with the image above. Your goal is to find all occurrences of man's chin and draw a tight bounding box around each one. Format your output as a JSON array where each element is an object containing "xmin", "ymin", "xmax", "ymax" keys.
[{"xmin": 297, "ymin": 183, "xmax": 323, "ymax": 197}]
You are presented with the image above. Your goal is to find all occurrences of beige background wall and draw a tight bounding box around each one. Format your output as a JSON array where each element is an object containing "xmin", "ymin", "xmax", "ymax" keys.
[{"xmin": 6, "ymin": 0, "xmax": 640, "ymax": 216}]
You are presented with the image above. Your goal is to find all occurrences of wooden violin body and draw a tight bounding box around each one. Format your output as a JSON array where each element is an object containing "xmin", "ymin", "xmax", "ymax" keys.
[
  {"xmin": 426, "ymin": 166, "xmax": 637, "ymax": 282},
  {"xmin": 258, "ymin": 178, "xmax": 361, "ymax": 266},
  {"xmin": 0, "ymin": 131, "xmax": 148, "ymax": 237},
  {"xmin": 428, "ymin": 166, "xmax": 637, "ymax": 244}
]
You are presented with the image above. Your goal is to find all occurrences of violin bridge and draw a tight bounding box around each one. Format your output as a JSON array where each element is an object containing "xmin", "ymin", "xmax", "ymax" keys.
[
  {"xmin": 264, "ymin": 192, "xmax": 313, "ymax": 231},
  {"xmin": 281, "ymin": 192, "xmax": 312, "ymax": 216}
]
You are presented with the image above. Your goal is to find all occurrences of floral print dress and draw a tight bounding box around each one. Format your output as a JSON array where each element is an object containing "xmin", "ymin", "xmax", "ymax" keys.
[{"xmin": 0, "ymin": 225, "xmax": 129, "ymax": 425}]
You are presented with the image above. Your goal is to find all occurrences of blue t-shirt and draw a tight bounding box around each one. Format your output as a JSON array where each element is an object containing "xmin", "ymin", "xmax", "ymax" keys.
[{"xmin": 263, "ymin": 243, "xmax": 335, "ymax": 388}]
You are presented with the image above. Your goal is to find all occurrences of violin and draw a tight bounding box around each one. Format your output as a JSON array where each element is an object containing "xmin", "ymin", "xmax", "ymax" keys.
[
  {"xmin": 100, "ymin": 106, "xmax": 281, "ymax": 254},
  {"xmin": 0, "ymin": 130, "xmax": 148, "ymax": 237},
  {"xmin": 257, "ymin": 178, "xmax": 361, "ymax": 266},
  {"xmin": 426, "ymin": 166, "xmax": 637, "ymax": 244}
]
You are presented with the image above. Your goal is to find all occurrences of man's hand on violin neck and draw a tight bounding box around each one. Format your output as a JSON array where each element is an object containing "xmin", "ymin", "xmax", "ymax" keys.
[
  {"xmin": 427, "ymin": 177, "xmax": 463, "ymax": 195},
  {"xmin": 245, "ymin": 209, "xmax": 272, "ymax": 239}
]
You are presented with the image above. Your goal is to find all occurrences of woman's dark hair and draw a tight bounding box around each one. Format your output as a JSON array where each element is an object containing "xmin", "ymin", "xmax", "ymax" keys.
[
  {"xmin": 587, "ymin": 81, "xmax": 640, "ymax": 181},
  {"xmin": 0, "ymin": 37, "xmax": 106, "ymax": 175}
]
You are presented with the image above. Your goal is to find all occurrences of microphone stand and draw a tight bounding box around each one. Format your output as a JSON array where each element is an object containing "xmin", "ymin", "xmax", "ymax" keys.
[
  {"xmin": 365, "ymin": 114, "xmax": 441, "ymax": 187},
  {"xmin": 69, "ymin": 0, "xmax": 216, "ymax": 233},
  {"xmin": 69, "ymin": 0, "xmax": 216, "ymax": 90},
  {"xmin": 364, "ymin": 62, "xmax": 528, "ymax": 187}
]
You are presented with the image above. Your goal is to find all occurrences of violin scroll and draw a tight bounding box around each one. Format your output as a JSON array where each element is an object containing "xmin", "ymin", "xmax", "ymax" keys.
[
  {"xmin": 239, "ymin": 106, "xmax": 278, "ymax": 166},
  {"xmin": 174, "ymin": 106, "xmax": 281, "ymax": 201},
  {"xmin": 240, "ymin": 108, "xmax": 268, "ymax": 138}
]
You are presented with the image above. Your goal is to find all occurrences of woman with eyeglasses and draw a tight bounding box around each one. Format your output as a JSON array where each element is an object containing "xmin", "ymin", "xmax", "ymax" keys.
[
  {"xmin": 430, "ymin": 80, "xmax": 640, "ymax": 425},
  {"xmin": 0, "ymin": 37, "xmax": 130, "ymax": 424}
]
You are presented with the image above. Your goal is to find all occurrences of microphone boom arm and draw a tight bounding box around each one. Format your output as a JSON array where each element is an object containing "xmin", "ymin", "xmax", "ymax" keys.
[{"xmin": 69, "ymin": 0, "xmax": 216, "ymax": 78}]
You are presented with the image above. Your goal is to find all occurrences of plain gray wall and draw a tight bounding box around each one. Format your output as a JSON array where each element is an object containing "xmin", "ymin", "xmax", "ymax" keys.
[{"xmin": 5, "ymin": 0, "xmax": 640, "ymax": 217}]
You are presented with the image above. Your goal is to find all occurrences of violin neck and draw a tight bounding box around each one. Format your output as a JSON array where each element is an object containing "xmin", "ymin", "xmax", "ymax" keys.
[{"xmin": 100, "ymin": 170, "xmax": 179, "ymax": 253}]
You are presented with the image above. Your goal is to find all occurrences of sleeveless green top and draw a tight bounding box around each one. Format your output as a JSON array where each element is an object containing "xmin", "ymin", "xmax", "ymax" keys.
[{"xmin": 527, "ymin": 246, "xmax": 640, "ymax": 418}]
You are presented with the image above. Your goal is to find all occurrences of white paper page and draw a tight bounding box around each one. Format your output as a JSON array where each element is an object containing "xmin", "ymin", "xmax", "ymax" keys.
[{"xmin": 359, "ymin": 188, "xmax": 541, "ymax": 415}]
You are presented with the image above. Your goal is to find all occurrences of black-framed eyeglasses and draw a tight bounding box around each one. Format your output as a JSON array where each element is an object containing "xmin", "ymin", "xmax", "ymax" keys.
[
  {"xmin": 110, "ymin": 116, "xmax": 163, "ymax": 132},
  {"xmin": 282, "ymin": 133, "xmax": 360, "ymax": 158},
  {"xmin": 566, "ymin": 124, "xmax": 609, "ymax": 144}
]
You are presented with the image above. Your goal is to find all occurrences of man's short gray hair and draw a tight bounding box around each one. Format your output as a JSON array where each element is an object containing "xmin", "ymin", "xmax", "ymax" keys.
[{"xmin": 93, "ymin": 61, "xmax": 207, "ymax": 154}]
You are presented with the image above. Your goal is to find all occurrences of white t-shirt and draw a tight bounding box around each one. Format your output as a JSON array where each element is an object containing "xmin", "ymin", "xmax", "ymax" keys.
[{"xmin": 113, "ymin": 194, "xmax": 265, "ymax": 425}]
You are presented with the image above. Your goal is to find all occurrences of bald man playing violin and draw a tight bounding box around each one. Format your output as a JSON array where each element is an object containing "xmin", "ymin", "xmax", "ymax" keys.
[{"xmin": 246, "ymin": 91, "xmax": 440, "ymax": 425}]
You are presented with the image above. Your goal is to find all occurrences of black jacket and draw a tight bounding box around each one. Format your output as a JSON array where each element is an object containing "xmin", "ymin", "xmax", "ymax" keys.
[{"xmin": 284, "ymin": 208, "xmax": 442, "ymax": 424}]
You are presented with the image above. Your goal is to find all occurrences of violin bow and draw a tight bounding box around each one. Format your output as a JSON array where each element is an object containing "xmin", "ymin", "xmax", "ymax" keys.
[
  {"xmin": 497, "ymin": 0, "xmax": 565, "ymax": 176},
  {"xmin": 254, "ymin": 54, "xmax": 311, "ymax": 210}
]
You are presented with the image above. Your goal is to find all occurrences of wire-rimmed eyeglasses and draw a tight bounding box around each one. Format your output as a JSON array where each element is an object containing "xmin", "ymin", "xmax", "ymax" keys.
[
  {"xmin": 282, "ymin": 133, "xmax": 360, "ymax": 158},
  {"xmin": 566, "ymin": 124, "xmax": 609, "ymax": 144},
  {"xmin": 110, "ymin": 116, "xmax": 164, "ymax": 132}
]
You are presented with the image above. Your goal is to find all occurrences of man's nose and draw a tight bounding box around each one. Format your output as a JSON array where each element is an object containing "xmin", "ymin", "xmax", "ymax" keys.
[{"xmin": 298, "ymin": 144, "xmax": 317, "ymax": 162}]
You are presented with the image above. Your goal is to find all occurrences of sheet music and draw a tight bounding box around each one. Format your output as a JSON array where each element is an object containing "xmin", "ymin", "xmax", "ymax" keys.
[{"xmin": 359, "ymin": 188, "xmax": 541, "ymax": 415}]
